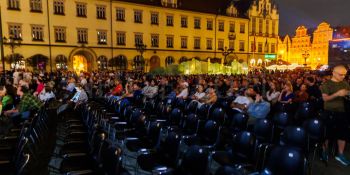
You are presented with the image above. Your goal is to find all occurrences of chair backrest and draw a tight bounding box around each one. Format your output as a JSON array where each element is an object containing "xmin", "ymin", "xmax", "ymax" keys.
[
  {"xmin": 265, "ymin": 146, "xmax": 306, "ymax": 175},
  {"xmin": 302, "ymin": 118, "xmax": 324, "ymax": 141},
  {"xmin": 147, "ymin": 121, "xmax": 163, "ymax": 147},
  {"xmin": 201, "ymin": 120, "xmax": 220, "ymax": 145},
  {"xmin": 295, "ymin": 102, "xmax": 314, "ymax": 121},
  {"xmin": 230, "ymin": 113, "xmax": 249, "ymax": 132},
  {"xmin": 210, "ymin": 107, "xmax": 226, "ymax": 125},
  {"xmin": 186, "ymin": 100, "xmax": 199, "ymax": 114},
  {"xmin": 273, "ymin": 112, "xmax": 289, "ymax": 129},
  {"xmin": 181, "ymin": 145, "xmax": 209, "ymax": 175},
  {"xmin": 197, "ymin": 104, "xmax": 210, "ymax": 120},
  {"xmin": 158, "ymin": 131, "xmax": 181, "ymax": 167},
  {"xmin": 182, "ymin": 113, "xmax": 199, "ymax": 135},
  {"xmin": 102, "ymin": 146, "xmax": 123, "ymax": 175},
  {"xmin": 232, "ymin": 131, "xmax": 257, "ymax": 162},
  {"xmin": 281, "ymin": 126, "xmax": 306, "ymax": 151},
  {"xmin": 169, "ymin": 108, "xmax": 182, "ymax": 126},
  {"xmin": 254, "ymin": 119, "xmax": 274, "ymax": 143},
  {"xmin": 129, "ymin": 108, "xmax": 146, "ymax": 128}
]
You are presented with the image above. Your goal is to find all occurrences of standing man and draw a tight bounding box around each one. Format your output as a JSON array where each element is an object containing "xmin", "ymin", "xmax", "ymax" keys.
[{"xmin": 320, "ymin": 65, "xmax": 350, "ymax": 166}]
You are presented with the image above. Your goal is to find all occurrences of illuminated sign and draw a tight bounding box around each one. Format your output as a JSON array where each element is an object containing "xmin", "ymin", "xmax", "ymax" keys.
[{"xmin": 264, "ymin": 54, "xmax": 276, "ymax": 59}]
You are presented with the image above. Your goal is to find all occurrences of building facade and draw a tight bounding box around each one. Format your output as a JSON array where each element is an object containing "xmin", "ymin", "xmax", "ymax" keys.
[
  {"xmin": 0, "ymin": 0, "xmax": 279, "ymax": 72},
  {"xmin": 248, "ymin": 0, "xmax": 279, "ymax": 67},
  {"xmin": 278, "ymin": 22, "xmax": 333, "ymax": 67}
]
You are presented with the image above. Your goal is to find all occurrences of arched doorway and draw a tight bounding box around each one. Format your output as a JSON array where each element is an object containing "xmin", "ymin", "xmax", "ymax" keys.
[
  {"xmin": 109, "ymin": 55, "xmax": 128, "ymax": 71},
  {"xmin": 149, "ymin": 55, "xmax": 160, "ymax": 71},
  {"xmin": 27, "ymin": 54, "xmax": 48, "ymax": 71},
  {"xmin": 71, "ymin": 50, "xmax": 94, "ymax": 73},
  {"xmin": 73, "ymin": 55, "xmax": 88, "ymax": 73}
]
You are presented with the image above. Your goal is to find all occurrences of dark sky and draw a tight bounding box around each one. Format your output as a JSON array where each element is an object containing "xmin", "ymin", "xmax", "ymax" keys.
[{"xmin": 278, "ymin": 0, "xmax": 350, "ymax": 36}]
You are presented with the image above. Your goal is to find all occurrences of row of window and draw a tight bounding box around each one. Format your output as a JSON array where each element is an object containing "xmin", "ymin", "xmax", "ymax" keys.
[
  {"xmin": 117, "ymin": 9, "xmax": 246, "ymax": 33},
  {"xmin": 251, "ymin": 42, "xmax": 276, "ymax": 53},
  {"xmin": 117, "ymin": 32, "xmax": 246, "ymax": 51},
  {"xmin": 251, "ymin": 17, "xmax": 277, "ymax": 35},
  {"xmin": 8, "ymin": 23, "xmax": 276, "ymax": 53},
  {"xmin": 7, "ymin": 0, "xmax": 247, "ymax": 33},
  {"xmin": 8, "ymin": 23, "xmax": 248, "ymax": 50},
  {"xmin": 8, "ymin": 24, "xmax": 107, "ymax": 44},
  {"xmin": 7, "ymin": 0, "xmax": 107, "ymax": 19}
]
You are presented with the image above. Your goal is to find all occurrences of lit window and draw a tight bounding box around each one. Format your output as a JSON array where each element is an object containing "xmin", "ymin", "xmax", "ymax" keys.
[
  {"xmin": 8, "ymin": 24, "xmax": 22, "ymax": 40},
  {"xmin": 97, "ymin": 30, "xmax": 107, "ymax": 44},
  {"xmin": 31, "ymin": 25, "xmax": 44, "ymax": 41}
]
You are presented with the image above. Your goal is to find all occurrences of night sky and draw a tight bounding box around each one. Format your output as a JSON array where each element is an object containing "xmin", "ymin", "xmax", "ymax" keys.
[{"xmin": 278, "ymin": 0, "xmax": 350, "ymax": 36}]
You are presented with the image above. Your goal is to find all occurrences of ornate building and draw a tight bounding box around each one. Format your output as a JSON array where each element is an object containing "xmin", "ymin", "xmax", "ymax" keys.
[
  {"xmin": 0, "ymin": 0, "xmax": 279, "ymax": 72},
  {"xmin": 278, "ymin": 22, "xmax": 333, "ymax": 67},
  {"xmin": 248, "ymin": 0, "xmax": 279, "ymax": 67}
]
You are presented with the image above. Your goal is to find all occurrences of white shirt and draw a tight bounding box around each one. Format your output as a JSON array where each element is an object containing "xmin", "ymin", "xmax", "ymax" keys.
[
  {"xmin": 177, "ymin": 88, "xmax": 189, "ymax": 99},
  {"xmin": 234, "ymin": 96, "xmax": 253, "ymax": 106},
  {"xmin": 266, "ymin": 91, "xmax": 281, "ymax": 104},
  {"xmin": 39, "ymin": 89, "xmax": 56, "ymax": 102},
  {"xmin": 80, "ymin": 78, "xmax": 87, "ymax": 86},
  {"xmin": 194, "ymin": 92, "xmax": 206, "ymax": 100}
]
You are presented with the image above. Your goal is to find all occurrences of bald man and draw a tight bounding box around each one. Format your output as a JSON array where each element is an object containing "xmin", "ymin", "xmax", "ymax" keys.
[{"xmin": 320, "ymin": 65, "xmax": 350, "ymax": 166}]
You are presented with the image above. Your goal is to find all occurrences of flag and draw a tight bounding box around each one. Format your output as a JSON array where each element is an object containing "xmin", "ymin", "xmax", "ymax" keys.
[{"xmin": 264, "ymin": 38, "xmax": 268, "ymax": 52}]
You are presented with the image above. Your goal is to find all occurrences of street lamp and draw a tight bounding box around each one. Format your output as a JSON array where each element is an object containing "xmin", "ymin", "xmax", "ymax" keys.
[
  {"xmin": 302, "ymin": 50, "xmax": 310, "ymax": 67},
  {"xmin": 3, "ymin": 36, "xmax": 22, "ymax": 54},
  {"xmin": 221, "ymin": 46, "xmax": 234, "ymax": 65},
  {"xmin": 3, "ymin": 36, "xmax": 22, "ymax": 71}
]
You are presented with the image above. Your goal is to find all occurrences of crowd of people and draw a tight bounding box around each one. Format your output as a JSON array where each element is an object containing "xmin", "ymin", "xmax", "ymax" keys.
[{"xmin": 0, "ymin": 65, "xmax": 350, "ymax": 166}]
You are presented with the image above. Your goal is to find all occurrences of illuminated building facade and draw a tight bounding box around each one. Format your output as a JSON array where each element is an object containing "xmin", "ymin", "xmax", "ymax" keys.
[
  {"xmin": 278, "ymin": 22, "xmax": 333, "ymax": 67},
  {"xmin": 248, "ymin": 0, "xmax": 279, "ymax": 67},
  {"xmin": 0, "ymin": 0, "xmax": 279, "ymax": 72}
]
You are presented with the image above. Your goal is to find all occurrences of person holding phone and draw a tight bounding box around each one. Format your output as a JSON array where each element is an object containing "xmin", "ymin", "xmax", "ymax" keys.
[{"xmin": 320, "ymin": 65, "xmax": 350, "ymax": 166}]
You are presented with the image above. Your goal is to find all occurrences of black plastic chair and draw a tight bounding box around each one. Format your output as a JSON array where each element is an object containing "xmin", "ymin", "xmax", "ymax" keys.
[
  {"xmin": 210, "ymin": 107, "xmax": 226, "ymax": 125},
  {"xmin": 294, "ymin": 102, "xmax": 314, "ymax": 124},
  {"xmin": 212, "ymin": 131, "xmax": 257, "ymax": 169},
  {"xmin": 262, "ymin": 146, "xmax": 307, "ymax": 175},
  {"xmin": 302, "ymin": 118, "xmax": 325, "ymax": 174},
  {"xmin": 181, "ymin": 113, "xmax": 199, "ymax": 136},
  {"xmin": 178, "ymin": 145, "xmax": 210, "ymax": 175},
  {"xmin": 197, "ymin": 104, "xmax": 210, "ymax": 120},
  {"xmin": 102, "ymin": 145, "xmax": 126, "ymax": 175},
  {"xmin": 169, "ymin": 108, "xmax": 183, "ymax": 127},
  {"xmin": 137, "ymin": 131, "xmax": 181, "ymax": 173},
  {"xmin": 229, "ymin": 113, "xmax": 249, "ymax": 133},
  {"xmin": 186, "ymin": 100, "xmax": 199, "ymax": 114},
  {"xmin": 253, "ymin": 119, "xmax": 274, "ymax": 143},
  {"xmin": 280, "ymin": 126, "xmax": 307, "ymax": 153},
  {"xmin": 273, "ymin": 112, "xmax": 289, "ymax": 143}
]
